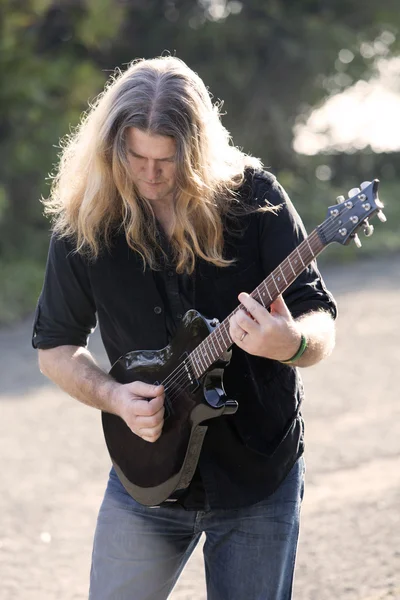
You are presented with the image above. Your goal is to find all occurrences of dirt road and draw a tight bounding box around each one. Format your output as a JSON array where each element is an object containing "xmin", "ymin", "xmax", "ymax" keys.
[{"xmin": 1, "ymin": 255, "xmax": 399, "ymax": 600}]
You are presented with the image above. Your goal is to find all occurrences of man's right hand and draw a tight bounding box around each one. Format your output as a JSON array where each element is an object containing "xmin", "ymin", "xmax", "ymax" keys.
[{"xmin": 114, "ymin": 381, "xmax": 165, "ymax": 443}]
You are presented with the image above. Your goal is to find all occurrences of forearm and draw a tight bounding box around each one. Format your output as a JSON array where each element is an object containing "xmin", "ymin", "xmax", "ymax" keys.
[
  {"xmin": 38, "ymin": 345, "xmax": 120, "ymax": 414},
  {"xmin": 291, "ymin": 310, "xmax": 336, "ymax": 368}
]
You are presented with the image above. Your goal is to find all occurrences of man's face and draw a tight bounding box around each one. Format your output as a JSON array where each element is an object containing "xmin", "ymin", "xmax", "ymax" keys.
[{"xmin": 125, "ymin": 127, "xmax": 177, "ymax": 203}]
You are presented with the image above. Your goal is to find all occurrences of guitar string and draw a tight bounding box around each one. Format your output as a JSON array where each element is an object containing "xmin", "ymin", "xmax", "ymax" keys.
[{"xmin": 155, "ymin": 203, "xmax": 370, "ymax": 406}]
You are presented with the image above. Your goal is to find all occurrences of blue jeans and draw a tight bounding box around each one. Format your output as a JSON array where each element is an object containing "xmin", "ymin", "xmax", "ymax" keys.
[{"xmin": 89, "ymin": 457, "xmax": 305, "ymax": 600}]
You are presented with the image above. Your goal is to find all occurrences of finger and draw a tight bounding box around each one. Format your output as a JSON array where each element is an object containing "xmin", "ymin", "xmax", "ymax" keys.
[
  {"xmin": 125, "ymin": 381, "xmax": 164, "ymax": 398},
  {"xmin": 138, "ymin": 421, "xmax": 164, "ymax": 442},
  {"xmin": 229, "ymin": 325, "xmax": 247, "ymax": 344},
  {"xmin": 238, "ymin": 292, "xmax": 269, "ymax": 323},
  {"xmin": 234, "ymin": 309, "xmax": 260, "ymax": 335},
  {"xmin": 141, "ymin": 430, "xmax": 163, "ymax": 443},
  {"xmin": 133, "ymin": 395, "xmax": 165, "ymax": 417},
  {"xmin": 135, "ymin": 405, "xmax": 165, "ymax": 428},
  {"xmin": 270, "ymin": 294, "xmax": 292, "ymax": 319},
  {"xmin": 229, "ymin": 315, "xmax": 248, "ymax": 341},
  {"xmin": 230, "ymin": 309, "xmax": 255, "ymax": 329}
]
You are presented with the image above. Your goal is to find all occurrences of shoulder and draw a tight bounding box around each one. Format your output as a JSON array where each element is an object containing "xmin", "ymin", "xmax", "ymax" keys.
[
  {"xmin": 49, "ymin": 231, "xmax": 76, "ymax": 252},
  {"xmin": 49, "ymin": 229, "xmax": 116, "ymax": 265},
  {"xmin": 46, "ymin": 232, "xmax": 95, "ymax": 276},
  {"xmin": 48, "ymin": 232, "xmax": 82, "ymax": 260},
  {"xmin": 238, "ymin": 168, "xmax": 286, "ymax": 209}
]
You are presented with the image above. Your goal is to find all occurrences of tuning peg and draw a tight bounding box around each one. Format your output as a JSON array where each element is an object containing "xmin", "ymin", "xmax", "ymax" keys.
[
  {"xmin": 363, "ymin": 220, "xmax": 374, "ymax": 237},
  {"xmin": 351, "ymin": 233, "xmax": 362, "ymax": 248},
  {"xmin": 348, "ymin": 187, "xmax": 361, "ymax": 197},
  {"xmin": 377, "ymin": 210, "xmax": 387, "ymax": 223},
  {"xmin": 360, "ymin": 181, "xmax": 371, "ymax": 190},
  {"xmin": 336, "ymin": 195, "xmax": 345, "ymax": 204}
]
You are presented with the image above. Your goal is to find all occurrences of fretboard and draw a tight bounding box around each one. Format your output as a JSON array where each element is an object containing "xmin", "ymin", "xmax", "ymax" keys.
[{"xmin": 189, "ymin": 226, "xmax": 325, "ymax": 378}]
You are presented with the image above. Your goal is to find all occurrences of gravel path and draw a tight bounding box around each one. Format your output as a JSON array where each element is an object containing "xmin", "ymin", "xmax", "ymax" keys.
[{"xmin": 1, "ymin": 255, "xmax": 399, "ymax": 600}]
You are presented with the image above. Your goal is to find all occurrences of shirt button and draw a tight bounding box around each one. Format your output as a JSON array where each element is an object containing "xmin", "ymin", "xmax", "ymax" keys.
[
  {"xmin": 167, "ymin": 270, "xmax": 174, "ymax": 277},
  {"xmin": 176, "ymin": 313, "xmax": 183, "ymax": 320},
  {"xmin": 154, "ymin": 306, "xmax": 162, "ymax": 315}
]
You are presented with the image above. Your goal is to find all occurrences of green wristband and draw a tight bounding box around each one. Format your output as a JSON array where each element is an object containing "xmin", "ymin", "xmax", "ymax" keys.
[{"xmin": 281, "ymin": 334, "xmax": 308, "ymax": 364}]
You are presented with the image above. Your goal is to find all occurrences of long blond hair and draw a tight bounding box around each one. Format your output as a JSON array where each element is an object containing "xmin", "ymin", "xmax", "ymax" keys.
[{"xmin": 44, "ymin": 56, "xmax": 262, "ymax": 273}]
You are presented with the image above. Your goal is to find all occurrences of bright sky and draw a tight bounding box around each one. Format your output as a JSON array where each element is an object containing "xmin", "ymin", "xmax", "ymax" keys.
[{"xmin": 294, "ymin": 57, "xmax": 400, "ymax": 154}]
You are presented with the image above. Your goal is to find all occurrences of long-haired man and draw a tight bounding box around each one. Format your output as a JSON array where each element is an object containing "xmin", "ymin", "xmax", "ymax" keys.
[{"xmin": 33, "ymin": 56, "xmax": 336, "ymax": 599}]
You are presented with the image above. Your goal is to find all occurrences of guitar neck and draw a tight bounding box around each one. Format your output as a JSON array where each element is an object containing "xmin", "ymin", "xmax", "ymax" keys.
[{"xmin": 189, "ymin": 226, "xmax": 326, "ymax": 378}]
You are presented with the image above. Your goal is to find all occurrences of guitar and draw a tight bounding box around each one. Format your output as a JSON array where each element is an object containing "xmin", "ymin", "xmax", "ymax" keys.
[{"xmin": 102, "ymin": 179, "xmax": 386, "ymax": 506}]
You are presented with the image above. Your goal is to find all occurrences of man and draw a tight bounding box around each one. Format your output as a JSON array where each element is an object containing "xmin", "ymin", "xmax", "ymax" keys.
[{"xmin": 33, "ymin": 56, "xmax": 337, "ymax": 599}]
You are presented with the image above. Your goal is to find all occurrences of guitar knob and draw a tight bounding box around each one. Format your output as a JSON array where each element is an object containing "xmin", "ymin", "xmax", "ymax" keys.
[
  {"xmin": 351, "ymin": 233, "xmax": 362, "ymax": 248},
  {"xmin": 377, "ymin": 210, "xmax": 387, "ymax": 223},
  {"xmin": 363, "ymin": 221, "xmax": 374, "ymax": 237},
  {"xmin": 336, "ymin": 195, "xmax": 345, "ymax": 204},
  {"xmin": 360, "ymin": 181, "xmax": 371, "ymax": 190},
  {"xmin": 348, "ymin": 187, "xmax": 361, "ymax": 197}
]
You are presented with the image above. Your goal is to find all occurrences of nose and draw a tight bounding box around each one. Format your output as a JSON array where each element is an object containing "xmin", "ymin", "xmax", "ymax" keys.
[{"xmin": 145, "ymin": 160, "xmax": 160, "ymax": 182}]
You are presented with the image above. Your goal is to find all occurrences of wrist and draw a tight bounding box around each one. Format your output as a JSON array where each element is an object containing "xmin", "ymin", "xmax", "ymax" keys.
[
  {"xmin": 280, "ymin": 333, "xmax": 308, "ymax": 364},
  {"xmin": 100, "ymin": 379, "xmax": 123, "ymax": 415}
]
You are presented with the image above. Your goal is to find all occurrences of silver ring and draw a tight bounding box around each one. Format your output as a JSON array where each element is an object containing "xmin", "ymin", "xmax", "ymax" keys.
[{"xmin": 240, "ymin": 331, "xmax": 247, "ymax": 342}]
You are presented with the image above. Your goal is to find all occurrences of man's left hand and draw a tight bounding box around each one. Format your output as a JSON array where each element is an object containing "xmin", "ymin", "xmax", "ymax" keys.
[{"xmin": 229, "ymin": 292, "xmax": 301, "ymax": 361}]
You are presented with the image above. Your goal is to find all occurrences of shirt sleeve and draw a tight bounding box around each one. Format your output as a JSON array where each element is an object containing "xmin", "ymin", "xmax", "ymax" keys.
[
  {"xmin": 32, "ymin": 234, "xmax": 97, "ymax": 349},
  {"xmin": 254, "ymin": 173, "xmax": 338, "ymax": 320}
]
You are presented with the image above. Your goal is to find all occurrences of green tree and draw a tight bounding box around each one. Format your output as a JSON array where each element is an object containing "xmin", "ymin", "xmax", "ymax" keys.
[{"xmin": 0, "ymin": 0, "xmax": 122, "ymax": 320}]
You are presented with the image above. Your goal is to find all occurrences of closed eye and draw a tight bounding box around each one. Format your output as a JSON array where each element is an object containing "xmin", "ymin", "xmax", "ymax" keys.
[{"xmin": 128, "ymin": 149, "xmax": 175, "ymax": 162}]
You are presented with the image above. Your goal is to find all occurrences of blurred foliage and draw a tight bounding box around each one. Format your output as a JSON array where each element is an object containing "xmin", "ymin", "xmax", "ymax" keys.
[
  {"xmin": 0, "ymin": 0, "xmax": 399, "ymax": 324},
  {"xmin": 280, "ymin": 157, "xmax": 400, "ymax": 266},
  {"xmin": 0, "ymin": 258, "xmax": 45, "ymax": 324}
]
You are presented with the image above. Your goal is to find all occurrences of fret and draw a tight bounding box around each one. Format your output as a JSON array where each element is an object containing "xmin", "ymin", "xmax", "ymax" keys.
[
  {"xmin": 257, "ymin": 288, "xmax": 266, "ymax": 307},
  {"xmin": 288, "ymin": 256, "xmax": 296, "ymax": 276},
  {"xmin": 263, "ymin": 281, "xmax": 272, "ymax": 301},
  {"xmin": 185, "ymin": 357, "xmax": 196, "ymax": 382},
  {"xmin": 291, "ymin": 253, "xmax": 300, "ymax": 270},
  {"xmin": 213, "ymin": 325, "xmax": 225, "ymax": 359},
  {"xmin": 275, "ymin": 271, "xmax": 284, "ymax": 289},
  {"xmin": 195, "ymin": 347, "xmax": 207, "ymax": 373},
  {"xmin": 191, "ymin": 349, "xmax": 200, "ymax": 377},
  {"xmin": 221, "ymin": 321, "xmax": 232, "ymax": 348},
  {"xmin": 211, "ymin": 339, "xmax": 219, "ymax": 362},
  {"xmin": 204, "ymin": 335, "xmax": 218, "ymax": 358},
  {"xmin": 270, "ymin": 273, "xmax": 280, "ymax": 294},
  {"xmin": 201, "ymin": 340, "xmax": 212, "ymax": 368},
  {"xmin": 190, "ymin": 354, "xmax": 200, "ymax": 379},
  {"xmin": 280, "ymin": 265, "xmax": 288, "ymax": 285},
  {"xmin": 203, "ymin": 340, "xmax": 214, "ymax": 365},
  {"xmin": 297, "ymin": 247, "xmax": 305, "ymax": 266},
  {"xmin": 221, "ymin": 330, "xmax": 228, "ymax": 351},
  {"xmin": 213, "ymin": 331, "xmax": 224, "ymax": 354},
  {"xmin": 202, "ymin": 342, "xmax": 212, "ymax": 367}
]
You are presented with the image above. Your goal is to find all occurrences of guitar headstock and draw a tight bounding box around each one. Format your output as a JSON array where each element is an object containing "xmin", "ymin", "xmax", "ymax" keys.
[{"xmin": 322, "ymin": 179, "xmax": 386, "ymax": 247}]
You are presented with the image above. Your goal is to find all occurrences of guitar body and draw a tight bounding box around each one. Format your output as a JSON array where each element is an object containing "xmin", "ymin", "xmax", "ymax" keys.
[{"xmin": 102, "ymin": 310, "xmax": 238, "ymax": 506}]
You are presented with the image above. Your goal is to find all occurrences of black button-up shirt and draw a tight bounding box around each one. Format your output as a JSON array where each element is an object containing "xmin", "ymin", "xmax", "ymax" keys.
[{"xmin": 32, "ymin": 170, "xmax": 337, "ymax": 510}]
